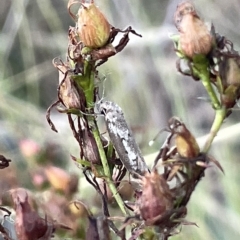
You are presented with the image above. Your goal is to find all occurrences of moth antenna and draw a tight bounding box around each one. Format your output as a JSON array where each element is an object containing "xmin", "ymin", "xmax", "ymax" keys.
[{"xmin": 149, "ymin": 127, "xmax": 170, "ymax": 146}]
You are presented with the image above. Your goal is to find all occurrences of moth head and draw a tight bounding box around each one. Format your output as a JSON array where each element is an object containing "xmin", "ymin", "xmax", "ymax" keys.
[{"xmin": 97, "ymin": 101, "xmax": 122, "ymax": 115}]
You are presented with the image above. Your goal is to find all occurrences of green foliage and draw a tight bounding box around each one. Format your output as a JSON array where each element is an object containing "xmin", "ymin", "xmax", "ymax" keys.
[{"xmin": 1, "ymin": 0, "xmax": 240, "ymax": 239}]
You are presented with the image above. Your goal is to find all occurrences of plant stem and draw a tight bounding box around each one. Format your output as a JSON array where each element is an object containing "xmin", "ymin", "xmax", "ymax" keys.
[
  {"xmin": 199, "ymin": 72, "xmax": 220, "ymax": 109},
  {"xmin": 91, "ymin": 121, "xmax": 129, "ymax": 215},
  {"xmin": 69, "ymin": 54, "xmax": 128, "ymax": 215},
  {"xmin": 191, "ymin": 56, "xmax": 227, "ymax": 153},
  {"xmin": 202, "ymin": 107, "xmax": 227, "ymax": 153},
  {"xmin": 192, "ymin": 56, "xmax": 221, "ymax": 110},
  {"xmin": 79, "ymin": 60, "xmax": 128, "ymax": 215}
]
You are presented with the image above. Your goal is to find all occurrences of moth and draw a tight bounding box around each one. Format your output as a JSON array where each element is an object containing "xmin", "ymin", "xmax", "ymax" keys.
[{"xmin": 98, "ymin": 101, "xmax": 149, "ymax": 177}]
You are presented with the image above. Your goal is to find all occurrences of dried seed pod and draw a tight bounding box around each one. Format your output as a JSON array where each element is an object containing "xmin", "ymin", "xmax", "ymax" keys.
[
  {"xmin": 167, "ymin": 117, "xmax": 223, "ymax": 180},
  {"xmin": 220, "ymin": 57, "xmax": 240, "ymax": 87},
  {"xmin": 168, "ymin": 117, "xmax": 200, "ymax": 158},
  {"xmin": 137, "ymin": 170, "xmax": 173, "ymax": 225},
  {"xmin": 77, "ymin": 3, "xmax": 110, "ymax": 48},
  {"xmin": 219, "ymin": 57, "xmax": 240, "ymax": 109},
  {"xmin": 58, "ymin": 69, "xmax": 81, "ymax": 109},
  {"xmin": 167, "ymin": 117, "xmax": 200, "ymax": 181},
  {"xmin": 11, "ymin": 189, "xmax": 51, "ymax": 240},
  {"xmin": 44, "ymin": 166, "xmax": 79, "ymax": 196},
  {"xmin": 43, "ymin": 166, "xmax": 70, "ymax": 192},
  {"xmin": 174, "ymin": 1, "xmax": 213, "ymax": 58},
  {"xmin": 81, "ymin": 127, "xmax": 102, "ymax": 165},
  {"xmin": 53, "ymin": 59, "xmax": 83, "ymax": 110}
]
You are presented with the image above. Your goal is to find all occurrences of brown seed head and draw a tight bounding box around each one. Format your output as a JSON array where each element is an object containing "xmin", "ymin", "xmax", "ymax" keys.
[
  {"xmin": 53, "ymin": 60, "xmax": 82, "ymax": 109},
  {"xmin": 168, "ymin": 117, "xmax": 200, "ymax": 158},
  {"xmin": 174, "ymin": 1, "xmax": 197, "ymax": 30},
  {"xmin": 137, "ymin": 170, "xmax": 173, "ymax": 225},
  {"xmin": 44, "ymin": 166, "xmax": 71, "ymax": 191},
  {"xmin": 11, "ymin": 189, "xmax": 50, "ymax": 240},
  {"xmin": 77, "ymin": 3, "xmax": 111, "ymax": 48},
  {"xmin": 220, "ymin": 57, "xmax": 240, "ymax": 88},
  {"xmin": 174, "ymin": 1, "xmax": 213, "ymax": 58},
  {"xmin": 81, "ymin": 128, "xmax": 102, "ymax": 165},
  {"xmin": 219, "ymin": 57, "xmax": 240, "ymax": 108}
]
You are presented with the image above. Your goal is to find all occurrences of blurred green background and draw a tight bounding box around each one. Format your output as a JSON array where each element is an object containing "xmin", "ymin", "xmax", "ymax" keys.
[{"xmin": 1, "ymin": 0, "xmax": 240, "ymax": 239}]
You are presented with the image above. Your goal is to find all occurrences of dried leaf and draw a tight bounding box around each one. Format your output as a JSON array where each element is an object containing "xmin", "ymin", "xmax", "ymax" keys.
[{"xmin": 10, "ymin": 188, "xmax": 51, "ymax": 240}]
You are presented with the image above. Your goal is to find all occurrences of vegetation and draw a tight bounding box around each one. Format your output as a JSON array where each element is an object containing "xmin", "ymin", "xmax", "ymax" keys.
[{"xmin": 0, "ymin": 0, "xmax": 240, "ymax": 239}]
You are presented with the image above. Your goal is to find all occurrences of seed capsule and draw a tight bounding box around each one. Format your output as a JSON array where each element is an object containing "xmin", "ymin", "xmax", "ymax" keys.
[
  {"xmin": 137, "ymin": 170, "xmax": 173, "ymax": 225},
  {"xmin": 219, "ymin": 57, "xmax": 240, "ymax": 108},
  {"xmin": 77, "ymin": 3, "xmax": 111, "ymax": 48},
  {"xmin": 168, "ymin": 116, "xmax": 200, "ymax": 158},
  {"xmin": 53, "ymin": 60, "xmax": 82, "ymax": 110},
  {"xmin": 174, "ymin": 1, "xmax": 213, "ymax": 58}
]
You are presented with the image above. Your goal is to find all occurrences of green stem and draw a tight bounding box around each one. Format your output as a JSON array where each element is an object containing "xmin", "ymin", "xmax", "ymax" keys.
[
  {"xmin": 82, "ymin": 61, "xmax": 128, "ymax": 215},
  {"xmin": 199, "ymin": 72, "xmax": 220, "ymax": 109},
  {"xmin": 191, "ymin": 56, "xmax": 227, "ymax": 153},
  {"xmin": 202, "ymin": 107, "xmax": 227, "ymax": 153},
  {"xmin": 91, "ymin": 122, "xmax": 129, "ymax": 215},
  {"xmin": 193, "ymin": 59, "xmax": 221, "ymax": 110},
  {"xmin": 68, "ymin": 45, "xmax": 128, "ymax": 214}
]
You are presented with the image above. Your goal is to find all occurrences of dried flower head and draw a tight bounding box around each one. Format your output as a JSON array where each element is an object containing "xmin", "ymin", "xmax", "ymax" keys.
[
  {"xmin": 219, "ymin": 57, "xmax": 240, "ymax": 108},
  {"xmin": 174, "ymin": 0, "xmax": 196, "ymax": 30},
  {"xmin": 137, "ymin": 170, "xmax": 173, "ymax": 225},
  {"xmin": 53, "ymin": 59, "xmax": 83, "ymax": 110},
  {"xmin": 220, "ymin": 57, "xmax": 240, "ymax": 88},
  {"xmin": 174, "ymin": 1, "xmax": 213, "ymax": 58},
  {"xmin": 168, "ymin": 117, "xmax": 200, "ymax": 158},
  {"xmin": 10, "ymin": 188, "xmax": 51, "ymax": 240},
  {"xmin": 76, "ymin": 2, "xmax": 111, "ymax": 48},
  {"xmin": 44, "ymin": 166, "xmax": 79, "ymax": 195}
]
